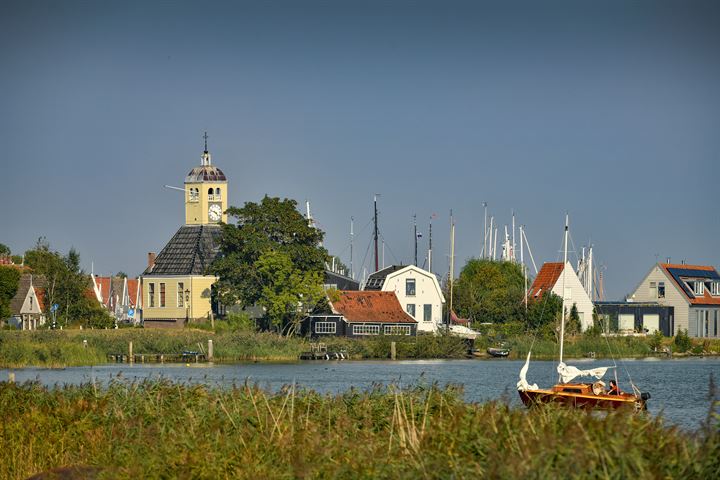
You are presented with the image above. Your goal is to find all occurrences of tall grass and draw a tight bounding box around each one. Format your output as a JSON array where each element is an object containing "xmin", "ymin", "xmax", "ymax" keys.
[{"xmin": 0, "ymin": 380, "xmax": 717, "ymax": 479}]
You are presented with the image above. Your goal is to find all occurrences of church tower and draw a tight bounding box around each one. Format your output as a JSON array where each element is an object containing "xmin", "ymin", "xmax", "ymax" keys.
[
  {"xmin": 141, "ymin": 133, "xmax": 227, "ymax": 328},
  {"xmin": 185, "ymin": 133, "xmax": 228, "ymax": 225}
]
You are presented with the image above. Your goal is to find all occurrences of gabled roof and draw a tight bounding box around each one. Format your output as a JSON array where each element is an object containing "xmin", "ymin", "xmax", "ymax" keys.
[
  {"xmin": 127, "ymin": 278, "xmax": 140, "ymax": 307},
  {"xmin": 8, "ymin": 274, "xmax": 47, "ymax": 315},
  {"xmin": 330, "ymin": 291, "xmax": 417, "ymax": 324},
  {"xmin": 529, "ymin": 262, "xmax": 564, "ymax": 298},
  {"xmin": 144, "ymin": 225, "xmax": 222, "ymax": 276},
  {"xmin": 364, "ymin": 265, "xmax": 407, "ymax": 290},
  {"xmin": 660, "ymin": 263, "xmax": 720, "ymax": 305},
  {"xmin": 324, "ymin": 270, "xmax": 360, "ymax": 291}
]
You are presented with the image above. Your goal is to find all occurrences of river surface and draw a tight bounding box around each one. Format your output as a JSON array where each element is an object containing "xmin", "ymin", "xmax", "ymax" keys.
[{"xmin": 3, "ymin": 357, "xmax": 718, "ymax": 430}]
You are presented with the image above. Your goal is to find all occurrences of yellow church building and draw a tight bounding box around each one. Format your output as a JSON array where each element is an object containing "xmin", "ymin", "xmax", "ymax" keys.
[{"xmin": 141, "ymin": 136, "xmax": 228, "ymax": 327}]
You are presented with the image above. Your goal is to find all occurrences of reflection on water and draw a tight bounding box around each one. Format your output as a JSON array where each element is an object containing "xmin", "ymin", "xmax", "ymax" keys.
[{"xmin": 3, "ymin": 357, "xmax": 718, "ymax": 430}]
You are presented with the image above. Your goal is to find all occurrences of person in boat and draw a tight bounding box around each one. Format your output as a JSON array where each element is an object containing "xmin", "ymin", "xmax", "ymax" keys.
[{"xmin": 608, "ymin": 380, "xmax": 621, "ymax": 395}]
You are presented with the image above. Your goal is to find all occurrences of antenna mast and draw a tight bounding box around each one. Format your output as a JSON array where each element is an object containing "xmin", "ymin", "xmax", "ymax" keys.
[
  {"xmin": 428, "ymin": 217, "xmax": 433, "ymax": 272},
  {"xmin": 350, "ymin": 217, "xmax": 354, "ymax": 279},
  {"xmin": 559, "ymin": 213, "xmax": 569, "ymax": 369}
]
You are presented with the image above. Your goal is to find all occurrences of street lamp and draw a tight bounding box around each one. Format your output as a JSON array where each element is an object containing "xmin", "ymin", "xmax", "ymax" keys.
[{"xmin": 184, "ymin": 289, "xmax": 190, "ymax": 325}]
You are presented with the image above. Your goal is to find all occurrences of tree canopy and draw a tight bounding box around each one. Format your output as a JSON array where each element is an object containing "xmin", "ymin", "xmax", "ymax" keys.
[
  {"xmin": 0, "ymin": 243, "xmax": 10, "ymax": 256},
  {"xmin": 212, "ymin": 196, "xmax": 329, "ymax": 333},
  {"xmin": 0, "ymin": 266, "xmax": 21, "ymax": 320},
  {"xmin": 23, "ymin": 241, "xmax": 112, "ymax": 328}
]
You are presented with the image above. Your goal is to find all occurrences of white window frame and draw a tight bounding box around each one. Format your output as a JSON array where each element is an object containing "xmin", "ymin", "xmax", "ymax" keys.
[
  {"xmin": 384, "ymin": 325, "xmax": 411, "ymax": 336},
  {"xmin": 657, "ymin": 282, "xmax": 665, "ymax": 299},
  {"xmin": 315, "ymin": 322, "xmax": 336, "ymax": 334},
  {"xmin": 423, "ymin": 304, "xmax": 432, "ymax": 322},
  {"xmin": 148, "ymin": 283, "xmax": 155, "ymax": 308},
  {"xmin": 710, "ymin": 282, "xmax": 720, "ymax": 296},
  {"xmin": 352, "ymin": 324, "xmax": 380, "ymax": 335},
  {"xmin": 406, "ymin": 278, "xmax": 416, "ymax": 297},
  {"xmin": 691, "ymin": 281, "xmax": 704, "ymax": 296},
  {"xmin": 177, "ymin": 282, "xmax": 184, "ymax": 308},
  {"xmin": 406, "ymin": 303, "xmax": 416, "ymax": 317},
  {"xmin": 649, "ymin": 282, "xmax": 657, "ymax": 299}
]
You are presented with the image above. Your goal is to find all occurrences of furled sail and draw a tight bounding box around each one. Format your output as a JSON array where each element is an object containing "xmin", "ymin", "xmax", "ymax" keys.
[
  {"xmin": 517, "ymin": 352, "xmax": 538, "ymax": 391},
  {"xmin": 557, "ymin": 362, "xmax": 612, "ymax": 384}
]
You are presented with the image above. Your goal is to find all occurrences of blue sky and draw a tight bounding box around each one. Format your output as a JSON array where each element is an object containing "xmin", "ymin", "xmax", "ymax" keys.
[{"xmin": 1, "ymin": 0, "xmax": 718, "ymax": 299}]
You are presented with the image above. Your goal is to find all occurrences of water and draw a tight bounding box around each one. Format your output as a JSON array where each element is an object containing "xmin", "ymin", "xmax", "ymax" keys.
[{"xmin": 3, "ymin": 357, "xmax": 718, "ymax": 430}]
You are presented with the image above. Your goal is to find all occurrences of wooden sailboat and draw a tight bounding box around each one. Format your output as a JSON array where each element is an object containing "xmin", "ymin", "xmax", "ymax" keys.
[{"xmin": 517, "ymin": 215, "xmax": 650, "ymax": 411}]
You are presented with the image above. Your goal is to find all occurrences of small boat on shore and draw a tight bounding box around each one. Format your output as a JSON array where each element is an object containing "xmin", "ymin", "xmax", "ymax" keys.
[{"xmin": 486, "ymin": 347, "xmax": 510, "ymax": 357}]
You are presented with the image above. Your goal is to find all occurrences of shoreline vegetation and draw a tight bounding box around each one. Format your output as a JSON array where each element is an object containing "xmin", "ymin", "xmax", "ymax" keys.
[
  {"xmin": 1, "ymin": 328, "xmax": 719, "ymax": 369},
  {"xmin": 1, "ymin": 381, "xmax": 718, "ymax": 479}
]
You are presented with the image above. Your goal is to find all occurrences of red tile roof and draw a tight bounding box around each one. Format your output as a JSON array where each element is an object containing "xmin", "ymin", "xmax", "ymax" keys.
[
  {"xmin": 34, "ymin": 287, "xmax": 46, "ymax": 312},
  {"xmin": 529, "ymin": 262, "xmax": 565, "ymax": 298},
  {"xmin": 659, "ymin": 263, "xmax": 720, "ymax": 305},
  {"xmin": 331, "ymin": 291, "xmax": 417, "ymax": 324},
  {"xmin": 127, "ymin": 279, "xmax": 140, "ymax": 307},
  {"xmin": 93, "ymin": 276, "xmax": 112, "ymax": 306}
]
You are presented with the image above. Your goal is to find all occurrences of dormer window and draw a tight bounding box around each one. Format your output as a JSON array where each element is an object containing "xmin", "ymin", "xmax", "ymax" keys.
[
  {"xmin": 710, "ymin": 281, "xmax": 720, "ymax": 296},
  {"xmin": 690, "ymin": 281, "xmax": 704, "ymax": 296}
]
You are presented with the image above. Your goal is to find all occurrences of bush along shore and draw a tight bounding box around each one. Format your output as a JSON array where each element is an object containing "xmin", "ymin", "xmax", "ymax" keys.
[
  {"xmin": 1, "ymin": 380, "xmax": 718, "ymax": 479},
  {"xmin": 0, "ymin": 329, "xmax": 469, "ymax": 368}
]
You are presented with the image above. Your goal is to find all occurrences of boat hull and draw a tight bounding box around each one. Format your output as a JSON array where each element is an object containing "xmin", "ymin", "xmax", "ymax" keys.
[{"xmin": 519, "ymin": 388, "xmax": 647, "ymax": 411}]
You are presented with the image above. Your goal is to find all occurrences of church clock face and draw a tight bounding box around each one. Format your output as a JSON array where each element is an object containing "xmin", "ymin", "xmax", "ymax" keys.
[{"xmin": 208, "ymin": 204, "xmax": 222, "ymax": 222}]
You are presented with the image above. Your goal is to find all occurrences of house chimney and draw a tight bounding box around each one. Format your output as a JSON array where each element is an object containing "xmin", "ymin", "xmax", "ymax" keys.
[
  {"xmin": 147, "ymin": 252, "xmax": 156, "ymax": 270},
  {"xmin": 666, "ymin": 257, "xmax": 671, "ymax": 264},
  {"xmin": 681, "ymin": 259, "xmax": 686, "ymax": 265}
]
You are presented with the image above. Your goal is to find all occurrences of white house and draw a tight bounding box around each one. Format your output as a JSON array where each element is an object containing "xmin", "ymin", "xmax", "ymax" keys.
[
  {"xmin": 529, "ymin": 261, "xmax": 594, "ymax": 331},
  {"xmin": 364, "ymin": 265, "xmax": 445, "ymax": 334},
  {"xmin": 630, "ymin": 263, "xmax": 720, "ymax": 337},
  {"xmin": 6, "ymin": 274, "xmax": 47, "ymax": 330}
]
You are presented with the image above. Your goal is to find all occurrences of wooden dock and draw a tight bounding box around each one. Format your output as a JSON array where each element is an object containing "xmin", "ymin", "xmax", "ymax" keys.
[{"xmin": 107, "ymin": 351, "xmax": 207, "ymax": 364}]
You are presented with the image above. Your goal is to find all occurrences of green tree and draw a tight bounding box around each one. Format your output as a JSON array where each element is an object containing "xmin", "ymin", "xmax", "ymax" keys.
[
  {"xmin": 526, "ymin": 291, "xmax": 563, "ymax": 331},
  {"xmin": 210, "ymin": 196, "xmax": 329, "ymax": 330},
  {"xmin": 0, "ymin": 266, "xmax": 21, "ymax": 319},
  {"xmin": 0, "ymin": 243, "xmax": 10, "ymax": 256},
  {"xmin": 566, "ymin": 303, "xmax": 582, "ymax": 335},
  {"xmin": 24, "ymin": 242, "xmax": 112, "ymax": 328},
  {"xmin": 255, "ymin": 250, "xmax": 325, "ymax": 334},
  {"xmin": 674, "ymin": 329, "xmax": 693, "ymax": 353},
  {"xmin": 452, "ymin": 259, "xmax": 526, "ymax": 324}
]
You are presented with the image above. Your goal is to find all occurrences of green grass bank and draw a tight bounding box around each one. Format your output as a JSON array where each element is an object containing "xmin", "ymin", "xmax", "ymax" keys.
[
  {"xmin": 0, "ymin": 329, "xmax": 469, "ymax": 368},
  {"xmin": 0, "ymin": 381, "xmax": 717, "ymax": 479}
]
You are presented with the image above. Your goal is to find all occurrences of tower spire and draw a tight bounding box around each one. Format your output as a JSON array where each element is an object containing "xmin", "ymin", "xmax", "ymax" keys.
[{"xmin": 201, "ymin": 131, "xmax": 211, "ymax": 166}]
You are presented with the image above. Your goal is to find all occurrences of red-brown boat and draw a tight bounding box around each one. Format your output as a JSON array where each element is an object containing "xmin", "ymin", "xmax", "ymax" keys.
[{"xmin": 517, "ymin": 215, "xmax": 650, "ymax": 412}]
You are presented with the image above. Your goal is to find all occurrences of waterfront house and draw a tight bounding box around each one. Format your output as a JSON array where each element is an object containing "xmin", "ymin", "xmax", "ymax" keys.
[
  {"xmin": 6, "ymin": 274, "xmax": 46, "ymax": 330},
  {"xmin": 529, "ymin": 262, "xmax": 594, "ymax": 331},
  {"xmin": 141, "ymin": 141, "xmax": 226, "ymax": 328},
  {"xmin": 301, "ymin": 290, "xmax": 418, "ymax": 338},
  {"xmin": 593, "ymin": 301, "xmax": 674, "ymax": 336},
  {"xmin": 629, "ymin": 263, "xmax": 720, "ymax": 338},
  {"xmin": 364, "ymin": 265, "xmax": 445, "ymax": 334}
]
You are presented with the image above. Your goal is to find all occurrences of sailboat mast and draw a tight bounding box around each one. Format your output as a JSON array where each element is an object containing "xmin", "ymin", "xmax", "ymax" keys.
[
  {"xmin": 482, "ymin": 202, "xmax": 488, "ymax": 259},
  {"xmin": 373, "ymin": 195, "xmax": 379, "ymax": 272},
  {"xmin": 413, "ymin": 214, "xmax": 418, "ymax": 266},
  {"xmin": 428, "ymin": 219, "xmax": 433, "ymax": 272},
  {"xmin": 559, "ymin": 213, "xmax": 569, "ymax": 368},
  {"xmin": 520, "ymin": 225, "xmax": 527, "ymax": 312},
  {"xmin": 448, "ymin": 212, "xmax": 455, "ymax": 332},
  {"xmin": 350, "ymin": 217, "xmax": 354, "ymax": 279}
]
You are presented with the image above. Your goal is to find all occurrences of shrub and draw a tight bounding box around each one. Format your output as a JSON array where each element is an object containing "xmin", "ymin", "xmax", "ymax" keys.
[{"xmin": 674, "ymin": 329, "xmax": 693, "ymax": 353}]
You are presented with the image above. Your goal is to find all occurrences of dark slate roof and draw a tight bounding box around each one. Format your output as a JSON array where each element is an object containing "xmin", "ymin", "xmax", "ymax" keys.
[
  {"xmin": 185, "ymin": 165, "xmax": 227, "ymax": 183},
  {"xmin": 324, "ymin": 270, "xmax": 360, "ymax": 291},
  {"xmin": 144, "ymin": 225, "xmax": 222, "ymax": 276},
  {"xmin": 364, "ymin": 265, "xmax": 407, "ymax": 290}
]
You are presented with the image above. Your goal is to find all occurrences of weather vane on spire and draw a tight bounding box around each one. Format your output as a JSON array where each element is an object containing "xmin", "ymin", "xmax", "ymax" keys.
[{"xmin": 203, "ymin": 131, "xmax": 209, "ymax": 153}]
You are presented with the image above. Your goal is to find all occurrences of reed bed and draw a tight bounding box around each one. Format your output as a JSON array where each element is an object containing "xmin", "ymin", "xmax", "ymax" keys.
[
  {"xmin": 0, "ymin": 330, "xmax": 470, "ymax": 368},
  {"xmin": 0, "ymin": 380, "xmax": 717, "ymax": 479}
]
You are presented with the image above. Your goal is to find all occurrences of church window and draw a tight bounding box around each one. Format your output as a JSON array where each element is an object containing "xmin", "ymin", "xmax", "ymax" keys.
[
  {"xmin": 189, "ymin": 188, "xmax": 199, "ymax": 202},
  {"xmin": 215, "ymin": 187, "xmax": 221, "ymax": 199},
  {"xmin": 208, "ymin": 188, "xmax": 214, "ymax": 201}
]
